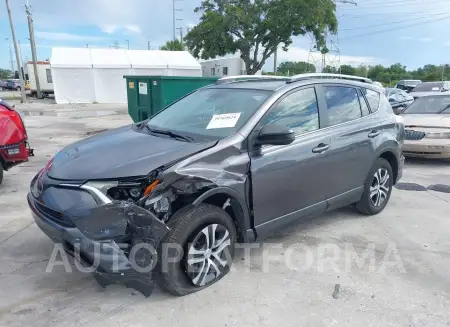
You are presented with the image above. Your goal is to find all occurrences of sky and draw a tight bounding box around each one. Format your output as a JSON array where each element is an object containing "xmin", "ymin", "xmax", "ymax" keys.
[{"xmin": 1, "ymin": 0, "xmax": 450, "ymax": 72}]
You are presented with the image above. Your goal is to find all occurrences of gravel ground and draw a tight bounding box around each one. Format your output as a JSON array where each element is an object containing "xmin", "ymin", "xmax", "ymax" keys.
[{"xmin": 0, "ymin": 106, "xmax": 449, "ymax": 327}]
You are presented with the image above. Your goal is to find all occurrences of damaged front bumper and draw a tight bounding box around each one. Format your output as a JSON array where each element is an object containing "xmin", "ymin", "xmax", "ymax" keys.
[{"xmin": 27, "ymin": 191, "xmax": 170, "ymax": 297}]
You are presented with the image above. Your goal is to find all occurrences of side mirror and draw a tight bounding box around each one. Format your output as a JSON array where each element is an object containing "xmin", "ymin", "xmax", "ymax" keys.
[
  {"xmin": 255, "ymin": 124, "xmax": 295, "ymax": 146},
  {"xmin": 388, "ymin": 97, "xmax": 395, "ymax": 103}
]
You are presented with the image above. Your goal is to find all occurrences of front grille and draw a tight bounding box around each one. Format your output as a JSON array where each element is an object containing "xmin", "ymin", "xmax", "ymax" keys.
[
  {"xmin": 405, "ymin": 129, "xmax": 426, "ymax": 141},
  {"xmin": 35, "ymin": 201, "xmax": 75, "ymax": 228}
]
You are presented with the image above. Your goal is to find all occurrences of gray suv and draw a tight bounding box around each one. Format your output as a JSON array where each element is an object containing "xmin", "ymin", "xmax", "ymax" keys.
[{"xmin": 28, "ymin": 73, "xmax": 405, "ymax": 297}]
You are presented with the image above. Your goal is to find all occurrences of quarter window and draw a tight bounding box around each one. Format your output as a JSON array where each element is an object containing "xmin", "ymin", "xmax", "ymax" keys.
[
  {"xmin": 365, "ymin": 89, "xmax": 381, "ymax": 112},
  {"xmin": 324, "ymin": 86, "xmax": 362, "ymax": 126},
  {"xmin": 260, "ymin": 88, "xmax": 319, "ymax": 135}
]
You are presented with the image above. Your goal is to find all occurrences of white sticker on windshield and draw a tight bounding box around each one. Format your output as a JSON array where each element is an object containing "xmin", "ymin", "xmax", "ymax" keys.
[
  {"xmin": 432, "ymin": 87, "xmax": 440, "ymax": 91},
  {"xmin": 206, "ymin": 113, "xmax": 241, "ymax": 129}
]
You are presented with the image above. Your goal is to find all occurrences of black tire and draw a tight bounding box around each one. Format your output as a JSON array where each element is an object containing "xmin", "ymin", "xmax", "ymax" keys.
[
  {"xmin": 356, "ymin": 158, "xmax": 393, "ymax": 215},
  {"xmin": 158, "ymin": 204, "xmax": 237, "ymax": 296},
  {"xmin": 0, "ymin": 164, "xmax": 3, "ymax": 185}
]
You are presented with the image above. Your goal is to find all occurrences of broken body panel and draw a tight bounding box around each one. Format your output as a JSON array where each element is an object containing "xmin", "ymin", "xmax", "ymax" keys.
[{"xmin": 28, "ymin": 129, "xmax": 253, "ymax": 296}]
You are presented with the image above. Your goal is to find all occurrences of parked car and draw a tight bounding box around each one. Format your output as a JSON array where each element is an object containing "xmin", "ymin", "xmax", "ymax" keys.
[
  {"xmin": 409, "ymin": 81, "xmax": 450, "ymax": 99},
  {"xmin": 394, "ymin": 79, "xmax": 422, "ymax": 92},
  {"xmin": 28, "ymin": 73, "xmax": 404, "ymax": 297},
  {"xmin": 385, "ymin": 88, "xmax": 414, "ymax": 114},
  {"xmin": 0, "ymin": 80, "xmax": 7, "ymax": 90},
  {"xmin": 401, "ymin": 94, "xmax": 450, "ymax": 158},
  {"xmin": 4, "ymin": 79, "xmax": 21, "ymax": 91},
  {"xmin": 0, "ymin": 99, "xmax": 33, "ymax": 185}
]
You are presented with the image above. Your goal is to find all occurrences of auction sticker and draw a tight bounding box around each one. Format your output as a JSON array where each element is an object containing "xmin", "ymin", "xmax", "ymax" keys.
[{"xmin": 206, "ymin": 113, "xmax": 241, "ymax": 129}]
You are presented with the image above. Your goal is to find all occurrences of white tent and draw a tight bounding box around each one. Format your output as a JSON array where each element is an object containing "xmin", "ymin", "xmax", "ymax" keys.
[
  {"xmin": 51, "ymin": 48, "xmax": 202, "ymax": 104},
  {"xmin": 91, "ymin": 49, "xmax": 131, "ymax": 104},
  {"xmin": 51, "ymin": 48, "xmax": 96, "ymax": 104}
]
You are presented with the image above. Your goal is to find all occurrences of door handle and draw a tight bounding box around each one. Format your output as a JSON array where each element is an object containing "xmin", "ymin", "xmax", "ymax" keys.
[
  {"xmin": 312, "ymin": 143, "xmax": 330, "ymax": 153},
  {"xmin": 368, "ymin": 130, "xmax": 380, "ymax": 138}
]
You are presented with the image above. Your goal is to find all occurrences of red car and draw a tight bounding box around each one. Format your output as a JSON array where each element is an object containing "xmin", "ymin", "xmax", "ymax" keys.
[{"xmin": 0, "ymin": 99, "xmax": 33, "ymax": 185}]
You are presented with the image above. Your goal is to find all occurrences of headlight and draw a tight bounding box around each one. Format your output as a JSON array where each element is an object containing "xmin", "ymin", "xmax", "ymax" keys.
[
  {"xmin": 83, "ymin": 179, "xmax": 160, "ymax": 203},
  {"xmin": 425, "ymin": 132, "xmax": 450, "ymax": 139}
]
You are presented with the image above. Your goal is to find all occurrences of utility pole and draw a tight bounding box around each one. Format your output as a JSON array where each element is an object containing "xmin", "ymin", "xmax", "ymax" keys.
[
  {"xmin": 5, "ymin": 0, "xmax": 26, "ymax": 102},
  {"xmin": 442, "ymin": 64, "xmax": 445, "ymax": 82},
  {"xmin": 148, "ymin": 41, "xmax": 151, "ymax": 50},
  {"xmin": 5, "ymin": 38, "xmax": 15, "ymax": 74},
  {"xmin": 125, "ymin": 38, "xmax": 130, "ymax": 50},
  {"xmin": 173, "ymin": 0, "xmax": 183, "ymax": 40},
  {"xmin": 273, "ymin": 48, "xmax": 277, "ymax": 75},
  {"xmin": 25, "ymin": 3, "xmax": 41, "ymax": 98},
  {"xmin": 179, "ymin": 27, "xmax": 183, "ymax": 48}
]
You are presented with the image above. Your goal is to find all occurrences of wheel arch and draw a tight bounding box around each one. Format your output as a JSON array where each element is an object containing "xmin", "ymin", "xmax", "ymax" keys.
[
  {"xmin": 193, "ymin": 187, "xmax": 254, "ymax": 242},
  {"xmin": 376, "ymin": 147, "xmax": 399, "ymax": 184}
]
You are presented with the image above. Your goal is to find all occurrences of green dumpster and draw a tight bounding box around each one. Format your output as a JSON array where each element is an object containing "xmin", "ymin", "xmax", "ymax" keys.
[{"xmin": 124, "ymin": 76, "xmax": 219, "ymax": 122}]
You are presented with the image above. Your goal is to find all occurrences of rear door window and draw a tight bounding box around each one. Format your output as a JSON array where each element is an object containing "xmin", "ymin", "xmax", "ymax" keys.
[
  {"xmin": 364, "ymin": 89, "xmax": 381, "ymax": 112},
  {"xmin": 323, "ymin": 86, "xmax": 362, "ymax": 126},
  {"xmin": 357, "ymin": 89, "xmax": 370, "ymax": 116}
]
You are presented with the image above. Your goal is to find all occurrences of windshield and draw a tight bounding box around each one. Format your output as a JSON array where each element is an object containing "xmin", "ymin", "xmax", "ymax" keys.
[
  {"xmin": 145, "ymin": 88, "xmax": 270, "ymax": 141},
  {"xmin": 403, "ymin": 96, "xmax": 450, "ymax": 114},
  {"xmin": 411, "ymin": 82, "xmax": 442, "ymax": 92}
]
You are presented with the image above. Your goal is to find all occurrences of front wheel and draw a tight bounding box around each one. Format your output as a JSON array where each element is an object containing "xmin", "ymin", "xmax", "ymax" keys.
[
  {"xmin": 356, "ymin": 158, "xmax": 393, "ymax": 215},
  {"xmin": 158, "ymin": 204, "xmax": 236, "ymax": 296}
]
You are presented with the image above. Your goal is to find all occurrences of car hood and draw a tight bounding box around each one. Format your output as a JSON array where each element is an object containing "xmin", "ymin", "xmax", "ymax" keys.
[
  {"xmin": 402, "ymin": 114, "xmax": 450, "ymax": 129},
  {"xmin": 48, "ymin": 125, "xmax": 216, "ymax": 180}
]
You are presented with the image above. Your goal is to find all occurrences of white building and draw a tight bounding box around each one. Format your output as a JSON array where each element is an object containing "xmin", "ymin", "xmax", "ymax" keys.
[
  {"xmin": 200, "ymin": 57, "xmax": 262, "ymax": 77},
  {"xmin": 50, "ymin": 48, "xmax": 202, "ymax": 104}
]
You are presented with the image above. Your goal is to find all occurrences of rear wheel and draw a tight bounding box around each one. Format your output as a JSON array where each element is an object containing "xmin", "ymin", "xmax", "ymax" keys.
[
  {"xmin": 158, "ymin": 204, "xmax": 236, "ymax": 296},
  {"xmin": 356, "ymin": 158, "xmax": 393, "ymax": 215}
]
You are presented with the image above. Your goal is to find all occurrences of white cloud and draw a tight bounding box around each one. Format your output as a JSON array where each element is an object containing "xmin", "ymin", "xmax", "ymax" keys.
[
  {"xmin": 100, "ymin": 24, "xmax": 119, "ymax": 34},
  {"xmin": 125, "ymin": 25, "xmax": 142, "ymax": 34},
  {"xmin": 35, "ymin": 31, "xmax": 106, "ymax": 42}
]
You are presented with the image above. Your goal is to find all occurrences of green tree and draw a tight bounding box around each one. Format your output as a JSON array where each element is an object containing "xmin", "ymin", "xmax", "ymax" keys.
[
  {"xmin": 160, "ymin": 39, "xmax": 184, "ymax": 51},
  {"xmin": 185, "ymin": 0, "xmax": 337, "ymax": 75},
  {"xmin": 277, "ymin": 61, "xmax": 315, "ymax": 75},
  {"xmin": 339, "ymin": 64, "xmax": 355, "ymax": 75},
  {"xmin": 0, "ymin": 69, "xmax": 11, "ymax": 79},
  {"xmin": 323, "ymin": 65, "xmax": 338, "ymax": 73}
]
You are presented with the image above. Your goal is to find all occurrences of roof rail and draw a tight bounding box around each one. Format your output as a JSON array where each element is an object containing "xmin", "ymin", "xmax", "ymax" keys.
[
  {"xmin": 215, "ymin": 75, "xmax": 289, "ymax": 84},
  {"xmin": 288, "ymin": 73, "xmax": 373, "ymax": 84}
]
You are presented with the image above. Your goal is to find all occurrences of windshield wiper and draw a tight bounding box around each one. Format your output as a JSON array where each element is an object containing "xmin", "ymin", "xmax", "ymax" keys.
[{"xmin": 145, "ymin": 126, "xmax": 194, "ymax": 142}]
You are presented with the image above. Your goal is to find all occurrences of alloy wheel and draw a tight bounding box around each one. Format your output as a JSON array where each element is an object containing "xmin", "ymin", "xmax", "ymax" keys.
[
  {"xmin": 370, "ymin": 168, "xmax": 390, "ymax": 207},
  {"xmin": 186, "ymin": 223, "xmax": 231, "ymax": 287}
]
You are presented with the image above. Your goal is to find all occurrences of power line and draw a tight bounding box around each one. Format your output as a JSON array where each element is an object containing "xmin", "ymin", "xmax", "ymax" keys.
[
  {"xmin": 339, "ymin": 12, "xmax": 448, "ymax": 31},
  {"xmin": 339, "ymin": 11, "xmax": 446, "ymax": 18},
  {"xmin": 340, "ymin": 15, "xmax": 450, "ymax": 40},
  {"xmin": 340, "ymin": 0, "xmax": 450, "ymax": 9}
]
